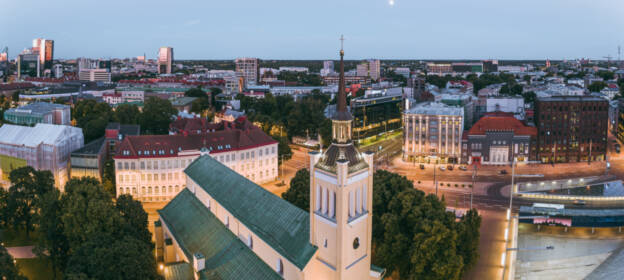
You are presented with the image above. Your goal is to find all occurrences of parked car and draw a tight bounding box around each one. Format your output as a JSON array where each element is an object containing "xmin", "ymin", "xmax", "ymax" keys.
[
  {"xmin": 439, "ymin": 165, "xmax": 446, "ymax": 171},
  {"xmin": 459, "ymin": 166, "xmax": 468, "ymax": 171},
  {"xmin": 447, "ymin": 165, "xmax": 454, "ymax": 171},
  {"xmin": 615, "ymin": 143, "xmax": 620, "ymax": 153},
  {"xmin": 500, "ymin": 169, "xmax": 508, "ymax": 175},
  {"xmin": 420, "ymin": 164, "xmax": 425, "ymax": 170}
]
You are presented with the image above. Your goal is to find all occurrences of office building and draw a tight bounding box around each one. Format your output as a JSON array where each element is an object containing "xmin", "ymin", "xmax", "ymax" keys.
[
  {"xmin": 483, "ymin": 60, "xmax": 499, "ymax": 72},
  {"xmin": 3, "ymin": 102, "xmax": 71, "ymax": 125},
  {"xmin": 0, "ymin": 50, "xmax": 7, "ymax": 81},
  {"xmin": 153, "ymin": 44, "xmax": 384, "ymax": 280},
  {"xmin": 78, "ymin": 68, "xmax": 111, "ymax": 82},
  {"xmin": 321, "ymin": 60, "xmax": 335, "ymax": 76},
  {"xmin": 463, "ymin": 112, "xmax": 536, "ymax": 165},
  {"xmin": 114, "ymin": 117, "xmax": 278, "ymax": 202},
  {"xmin": 535, "ymin": 96, "xmax": 608, "ymax": 163},
  {"xmin": 0, "ymin": 123, "xmax": 84, "ymax": 189},
  {"xmin": 32, "ymin": 38, "xmax": 54, "ymax": 71},
  {"xmin": 355, "ymin": 59, "xmax": 381, "ymax": 80},
  {"xmin": 17, "ymin": 53, "xmax": 40, "ymax": 78},
  {"xmin": 402, "ymin": 102, "xmax": 464, "ymax": 164},
  {"xmin": 158, "ymin": 47, "xmax": 174, "ymax": 74},
  {"xmin": 235, "ymin": 57, "xmax": 259, "ymax": 86},
  {"xmin": 351, "ymin": 88, "xmax": 404, "ymax": 140}
]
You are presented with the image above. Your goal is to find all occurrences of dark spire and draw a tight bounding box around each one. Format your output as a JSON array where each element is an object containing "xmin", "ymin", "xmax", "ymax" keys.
[{"xmin": 332, "ymin": 35, "xmax": 352, "ymax": 121}]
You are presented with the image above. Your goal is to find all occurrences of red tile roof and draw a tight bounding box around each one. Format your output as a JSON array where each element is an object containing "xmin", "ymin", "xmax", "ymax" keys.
[
  {"xmin": 115, "ymin": 117, "xmax": 276, "ymax": 159},
  {"xmin": 468, "ymin": 112, "xmax": 537, "ymax": 137}
]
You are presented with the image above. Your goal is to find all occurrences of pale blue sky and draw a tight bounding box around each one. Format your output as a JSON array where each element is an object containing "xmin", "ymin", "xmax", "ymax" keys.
[{"xmin": 2, "ymin": 0, "xmax": 623, "ymax": 60}]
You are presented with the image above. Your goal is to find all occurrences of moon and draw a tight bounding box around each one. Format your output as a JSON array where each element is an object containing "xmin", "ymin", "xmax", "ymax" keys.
[{"xmin": 389, "ymin": 0, "xmax": 395, "ymax": 6}]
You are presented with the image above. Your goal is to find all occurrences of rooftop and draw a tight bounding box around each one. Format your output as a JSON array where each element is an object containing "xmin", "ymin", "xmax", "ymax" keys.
[
  {"xmin": 5, "ymin": 102, "xmax": 69, "ymax": 116},
  {"xmin": 184, "ymin": 155, "xmax": 318, "ymax": 270},
  {"xmin": 468, "ymin": 112, "xmax": 536, "ymax": 136},
  {"xmin": 404, "ymin": 101, "xmax": 464, "ymax": 116},
  {"xmin": 537, "ymin": 95, "xmax": 608, "ymax": 102},
  {"xmin": 0, "ymin": 123, "xmax": 83, "ymax": 148},
  {"xmin": 158, "ymin": 189, "xmax": 282, "ymax": 280}
]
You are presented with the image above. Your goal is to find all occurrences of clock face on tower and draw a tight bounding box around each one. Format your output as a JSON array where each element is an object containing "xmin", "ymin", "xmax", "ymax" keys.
[{"xmin": 353, "ymin": 237, "xmax": 360, "ymax": 250}]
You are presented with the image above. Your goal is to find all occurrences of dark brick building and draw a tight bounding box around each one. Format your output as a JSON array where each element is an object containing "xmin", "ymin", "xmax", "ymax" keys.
[{"xmin": 535, "ymin": 96, "xmax": 608, "ymax": 163}]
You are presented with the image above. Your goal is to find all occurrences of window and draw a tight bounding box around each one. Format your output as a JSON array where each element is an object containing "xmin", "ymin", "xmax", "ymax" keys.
[
  {"xmin": 140, "ymin": 162, "xmax": 145, "ymax": 169},
  {"xmin": 117, "ymin": 162, "xmax": 122, "ymax": 170},
  {"xmin": 206, "ymin": 198, "xmax": 211, "ymax": 210},
  {"xmin": 225, "ymin": 216, "xmax": 230, "ymax": 228},
  {"xmin": 130, "ymin": 162, "xmax": 135, "ymax": 170},
  {"xmin": 247, "ymin": 235, "xmax": 253, "ymax": 249}
]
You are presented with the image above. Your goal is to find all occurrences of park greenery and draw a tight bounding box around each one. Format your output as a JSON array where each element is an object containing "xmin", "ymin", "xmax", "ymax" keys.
[
  {"xmin": 237, "ymin": 92, "xmax": 332, "ymax": 146},
  {"xmin": 282, "ymin": 169, "xmax": 481, "ymax": 280},
  {"xmin": 0, "ymin": 168, "xmax": 160, "ymax": 279},
  {"xmin": 184, "ymin": 87, "xmax": 223, "ymax": 115},
  {"xmin": 73, "ymin": 97, "xmax": 177, "ymax": 142}
]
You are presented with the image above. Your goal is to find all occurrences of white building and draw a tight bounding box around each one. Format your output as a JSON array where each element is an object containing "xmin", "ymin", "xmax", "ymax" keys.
[
  {"xmin": 235, "ymin": 57, "xmax": 259, "ymax": 86},
  {"xmin": 321, "ymin": 60, "xmax": 335, "ymax": 76},
  {"xmin": 486, "ymin": 96, "xmax": 525, "ymax": 120},
  {"xmin": 0, "ymin": 123, "xmax": 84, "ymax": 189},
  {"xmin": 114, "ymin": 119, "xmax": 278, "ymax": 202},
  {"xmin": 402, "ymin": 102, "xmax": 464, "ymax": 164},
  {"xmin": 78, "ymin": 69, "xmax": 111, "ymax": 82}
]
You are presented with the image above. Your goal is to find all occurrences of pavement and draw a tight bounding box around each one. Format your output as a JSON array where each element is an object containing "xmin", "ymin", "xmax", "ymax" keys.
[{"xmin": 6, "ymin": 246, "xmax": 36, "ymax": 259}]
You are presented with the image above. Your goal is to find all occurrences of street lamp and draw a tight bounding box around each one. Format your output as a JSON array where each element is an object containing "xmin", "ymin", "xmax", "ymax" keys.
[{"xmin": 509, "ymin": 157, "xmax": 517, "ymax": 214}]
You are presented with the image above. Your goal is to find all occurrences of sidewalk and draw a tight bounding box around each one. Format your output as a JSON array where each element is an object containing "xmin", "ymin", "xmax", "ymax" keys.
[{"xmin": 6, "ymin": 245, "xmax": 36, "ymax": 259}]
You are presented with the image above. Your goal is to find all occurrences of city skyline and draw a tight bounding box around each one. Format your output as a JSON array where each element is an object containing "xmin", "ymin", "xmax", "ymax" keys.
[{"xmin": 2, "ymin": 0, "xmax": 623, "ymax": 60}]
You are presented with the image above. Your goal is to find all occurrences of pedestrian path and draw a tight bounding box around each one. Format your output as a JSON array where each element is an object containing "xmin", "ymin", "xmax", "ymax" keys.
[{"xmin": 6, "ymin": 245, "xmax": 36, "ymax": 259}]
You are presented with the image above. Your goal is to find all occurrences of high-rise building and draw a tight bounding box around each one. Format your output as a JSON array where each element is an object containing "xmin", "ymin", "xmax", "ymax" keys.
[
  {"xmin": 368, "ymin": 59, "xmax": 380, "ymax": 80},
  {"xmin": 535, "ymin": 96, "xmax": 608, "ymax": 163},
  {"xmin": 321, "ymin": 60, "xmax": 335, "ymax": 76},
  {"xmin": 17, "ymin": 53, "xmax": 40, "ymax": 79},
  {"xmin": 235, "ymin": 57, "xmax": 259, "ymax": 86},
  {"xmin": 32, "ymin": 38, "xmax": 54, "ymax": 71},
  {"xmin": 483, "ymin": 60, "xmax": 498, "ymax": 72},
  {"xmin": 158, "ymin": 47, "xmax": 174, "ymax": 74},
  {"xmin": 0, "ymin": 49, "xmax": 7, "ymax": 81}
]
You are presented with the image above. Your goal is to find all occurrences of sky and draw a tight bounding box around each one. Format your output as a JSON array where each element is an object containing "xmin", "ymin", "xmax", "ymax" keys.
[{"xmin": 2, "ymin": 0, "xmax": 623, "ymax": 60}]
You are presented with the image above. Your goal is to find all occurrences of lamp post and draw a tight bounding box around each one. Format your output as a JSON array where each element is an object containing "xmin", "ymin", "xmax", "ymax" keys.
[
  {"xmin": 471, "ymin": 163, "xmax": 477, "ymax": 209},
  {"xmin": 509, "ymin": 157, "xmax": 517, "ymax": 216}
]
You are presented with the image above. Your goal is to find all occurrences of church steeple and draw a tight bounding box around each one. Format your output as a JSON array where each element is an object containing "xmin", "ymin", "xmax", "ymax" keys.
[{"xmin": 332, "ymin": 35, "xmax": 353, "ymax": 143}]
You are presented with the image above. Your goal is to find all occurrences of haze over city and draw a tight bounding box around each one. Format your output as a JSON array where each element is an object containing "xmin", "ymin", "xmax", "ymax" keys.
[{"xmin": 2, "ymin": 0, "xmax": 623, "ymax": 60}]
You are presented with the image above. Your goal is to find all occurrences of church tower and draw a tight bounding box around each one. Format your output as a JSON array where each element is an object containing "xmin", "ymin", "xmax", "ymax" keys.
[{"xmin": 309, "ymin": 36, "xmax": 375, "ymax": 280}]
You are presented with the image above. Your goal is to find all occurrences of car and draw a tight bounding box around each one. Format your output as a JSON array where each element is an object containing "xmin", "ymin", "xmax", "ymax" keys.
[
  {"xmin": 615, "ymin": 143, "xmax": 621, "ymax": 153},
  {"xmin": 419, "ymin": 164, "xmax": 425, "ymax": 170},
  {"xmin": 447, "ymin": 165, "xmax": 454, "ymax": 171},
  {"xmin": 439, "ymin": 166, "xmax": 446, "ymax": 171},
  {"xmin": 500, "ymin": 169, "xmax": 508, "ymax": 175},
  {"xmin": 572, "ymin": 199, "xmax": 586, "ymax": 206},
  {"xmin": 459, "ymin": 166, "xmax": 468, "ymax": 171}
]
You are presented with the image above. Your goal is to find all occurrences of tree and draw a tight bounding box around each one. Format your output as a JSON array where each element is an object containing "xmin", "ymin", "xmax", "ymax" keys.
[
  {"xmin": 138, "ymin": 97, "xmax": 177, "ymax": 134},
  {"xmin": 457, "ymin": 209, "xmax": 482, "ymax": 278},
  {"xmin": 0, "ymin": 188, "xmax": 8, "ymax": 228},
  {"xmin": 281, "ymin": 169, "xmax": 310, "ymax": 211},
  {"xmin": 274, "ymin": 136, "xmax": 292, "ymax": 162},
  {"xmin": 36, "ymin": 189, "xmax": 69, "ymax": 279},
  {"xmin": 588, "ymin": 81, "xmax": 607, "ymax": 92},
  {"xmin": 112, "ymin": 104, "xmax": 140, "ymax": 124},
  {"xmin": 0, "ymin": 245, "xmax": 26, "ymax": 280},
  {"xmin": 115, "ymin": 195, "xmax": 152, "ymax": 247},
  {"xmin": 60, "ymin": 178, "xmax": 121, "ymax": 248},
  {"xmin": 522, "ymin": 91, "xmax": 537, "ymax": 104},
  {"xmin": 510, "ymin": 84, "xmax": 524, "ymax": 95},
  {"xmin": 184, "ymin": 87, "xmax": 208, "ymax": 98},
  {"xmin": 64, "ymin": 234, "xmax": 160, "ymax": 280},
  {"xmin": 73, "ymin": 100, "xmax": 112, "ymax": 142},
  {"xmin": 7, "ymin": 166, "xmax": 54, "ymax": 237},
  {"xmin": 318, "ymin": 118, "xmax": 332, "ymax": 148},
  {"xmin": 596, "ymin": 70, "xmax": 614, "ymax": 81}
]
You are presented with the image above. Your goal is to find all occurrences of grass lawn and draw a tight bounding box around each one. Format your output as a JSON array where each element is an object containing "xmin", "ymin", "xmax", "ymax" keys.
[
  {"xmin": 16, "ymin": 258, "xmax": 62, "ymax": 280},
  {"xmin": 0, "ymin": 227, "xmax": 39, "ymax": 247}
]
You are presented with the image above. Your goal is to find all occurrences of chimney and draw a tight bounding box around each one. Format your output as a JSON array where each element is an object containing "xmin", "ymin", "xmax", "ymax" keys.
[{"xmin": 193, "ymin": 252, "xmax": 205, "ymax": 272}]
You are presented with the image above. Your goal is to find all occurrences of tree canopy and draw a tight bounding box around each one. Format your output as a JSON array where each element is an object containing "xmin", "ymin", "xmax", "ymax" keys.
[
  {"xmin": 138, "ymin": 97, "xmax": 177, "ymax": 134},
  {"xmin": 0, "ymin": 245, "xmax": 26, "ymax": 280},
  {"xmin": 588, "ymin": 81, "xmax": 608, "ymax": 92},
  {"xmin": 281, "ymin": 169, "xmax": 481, "ymax": 280},
  {"xmin": 281, "ymin": 169, "xmax": 310, "ymax": 211},
  {"xmin": 6, "ymin": 166, "xmax": 54, "ymax": 237}
]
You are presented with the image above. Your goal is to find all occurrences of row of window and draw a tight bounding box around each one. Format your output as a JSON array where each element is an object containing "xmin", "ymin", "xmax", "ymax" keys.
[{"xmin": 118, "ymin": 185, "xmax": 183, "ymax": 196}]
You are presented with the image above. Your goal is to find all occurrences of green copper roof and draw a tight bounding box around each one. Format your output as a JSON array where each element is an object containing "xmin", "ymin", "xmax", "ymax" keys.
[
  {"xmin": 163, "ymin": 262, "xmax": 194, "ymax": 280},
  {"xmin": 159, "ymin": 189, "xmax": 282, "ymax": 280},
  {"xmin": 184, "ymin": 155, "xmax": 317, "ymax": 270}
]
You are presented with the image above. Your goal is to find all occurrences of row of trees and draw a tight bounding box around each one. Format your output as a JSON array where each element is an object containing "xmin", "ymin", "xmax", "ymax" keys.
[
  {"xmin": 282, "ymin": 169, "xmax": 481, "ymax": 280},
  {"xmin": 0, "ymin": 167, "xmax": 160, "ymax": 279},
  {"xmin": 74, "ymin": 97, "xmax": 177, "ymax": 142},
  {"xmin": 237, "ymin": 93, "xmax": 332, "ymax": 146}
]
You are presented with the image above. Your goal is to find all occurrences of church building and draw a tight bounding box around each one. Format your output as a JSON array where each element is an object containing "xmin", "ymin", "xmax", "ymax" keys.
[{"xmin": 155, "ymin": 42, "xmax": 385, "ymax": 280}]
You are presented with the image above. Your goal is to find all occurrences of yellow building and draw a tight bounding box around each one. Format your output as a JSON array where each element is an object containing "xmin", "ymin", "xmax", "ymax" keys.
[{"xmin": 155, "ymin": 45, "xmax": 385, "ymax": 280}]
